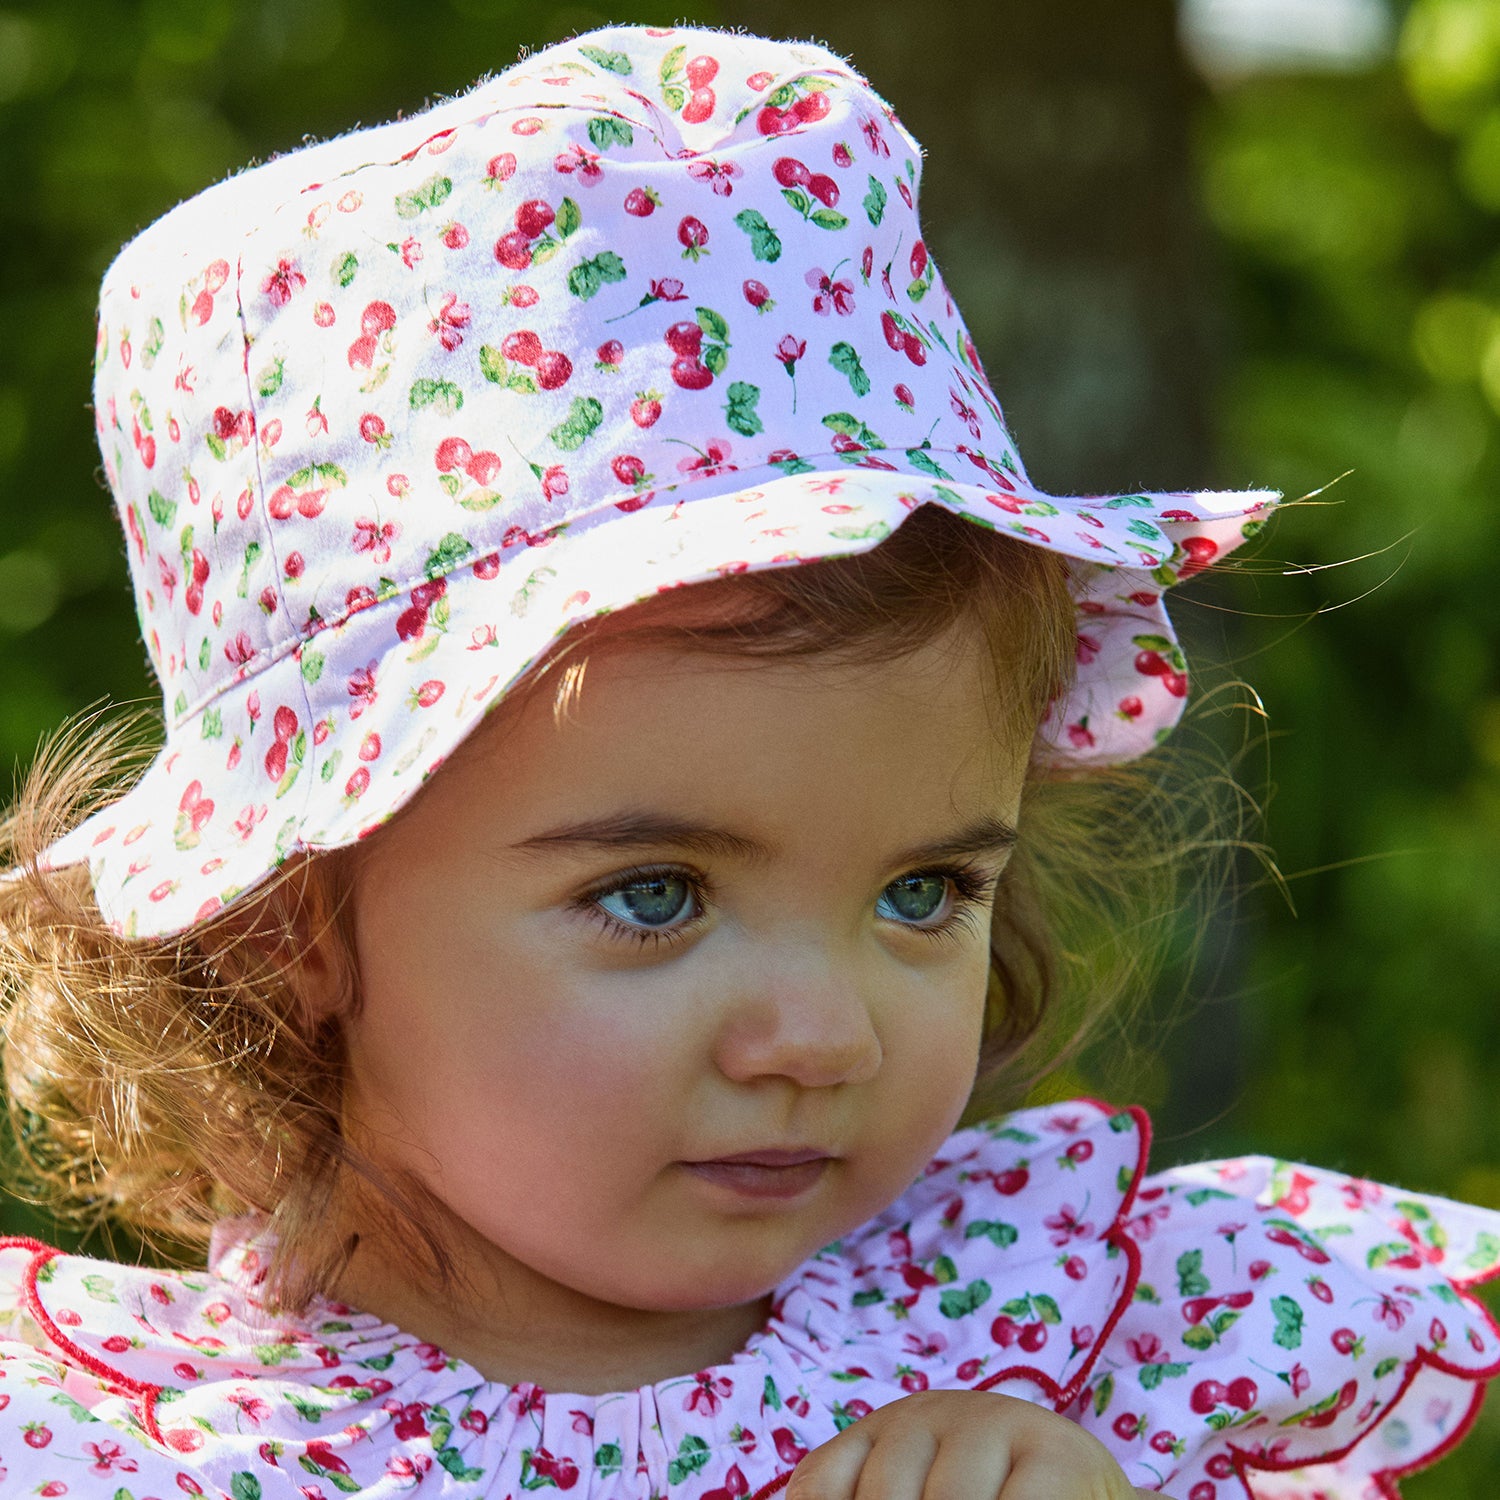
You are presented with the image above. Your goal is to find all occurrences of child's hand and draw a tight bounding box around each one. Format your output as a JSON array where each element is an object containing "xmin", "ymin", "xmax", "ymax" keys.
[{"xmin": 785, "ymin": 1390, "xmax": 1175, "ymax": 1500}]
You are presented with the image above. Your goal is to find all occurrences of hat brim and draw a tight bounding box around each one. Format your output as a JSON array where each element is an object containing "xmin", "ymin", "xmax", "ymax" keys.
[{"xmin": 29, "ymin": 459, "xmax": 1277, "ymax": 938}]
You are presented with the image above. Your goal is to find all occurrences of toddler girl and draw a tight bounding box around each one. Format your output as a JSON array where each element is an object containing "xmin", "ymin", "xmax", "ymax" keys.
[{"xmin": 1, "ymin": 23, "xmax": 1497, "ymax": 1500}]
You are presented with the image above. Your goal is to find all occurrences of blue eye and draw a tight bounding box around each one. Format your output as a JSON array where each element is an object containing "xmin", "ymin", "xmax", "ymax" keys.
[
  {"xmin": 876, "ymin": 873, "xmax": 951, "ymax": 925},
  {"xmin": 596, "ymin": 873, "xmax": 697, "ymax": 929}
]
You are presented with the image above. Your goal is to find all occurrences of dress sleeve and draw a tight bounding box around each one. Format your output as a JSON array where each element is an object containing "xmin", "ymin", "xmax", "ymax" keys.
[{"xmin": 1067, "ymin": 1155, "xmax": 1500, "ymax": 1498}]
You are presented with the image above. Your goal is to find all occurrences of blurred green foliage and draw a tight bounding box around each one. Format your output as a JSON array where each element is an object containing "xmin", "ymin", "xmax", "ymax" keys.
[{"xmin": 2, "ymin": 0, "xmax": 1500, "ymax": 1492}]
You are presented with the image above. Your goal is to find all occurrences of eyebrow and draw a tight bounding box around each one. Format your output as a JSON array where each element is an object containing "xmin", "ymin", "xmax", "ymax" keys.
[{"xmin": 508, "ymin": 810, "xmax": 1019, "ymax": 867}]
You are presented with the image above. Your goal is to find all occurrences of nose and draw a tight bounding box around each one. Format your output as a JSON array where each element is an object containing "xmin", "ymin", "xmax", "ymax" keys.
[{"xmin": 712, "ymin": 942, "xmax": 883, "ymax": 1090}]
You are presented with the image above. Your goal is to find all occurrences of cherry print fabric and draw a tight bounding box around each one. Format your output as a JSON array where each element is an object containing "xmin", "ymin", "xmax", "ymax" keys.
[
  {"xmin": 15, "ymin": 22, "xmax": 1281, "ymax": 940},
  {"xmin": 2, "ymin": 1099, "xmax": 1497, "ymax": 1499}
]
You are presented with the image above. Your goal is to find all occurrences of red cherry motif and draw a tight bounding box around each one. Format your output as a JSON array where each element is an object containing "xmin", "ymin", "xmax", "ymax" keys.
[
  {"xmin": 612, "ymin": 455, "xmax": 647, "ymax": 485},
  {"xmin": 501, "ymin": 330, "xmax": 544, "ymax": 365},
  {"xmin": 442, "ymin": 223, "xmax": 469, "ymax": 250},
  {"xmin": 678, "ymin": 215, "xmax": 710, "ymax": 256},
  {"xmin": 473, "ymin": 552, "xmax": 500, "ymax": 580},
  {"xmin": 774, "ymin": 156, "xmax": 811, "ymax": 187},
  {"xmin": 495, "ymin": 231, "xmax": 533, "ymax": 269},
  {"xmin": 1189, "ymin": 1486, "xmax": 1217, "ymax": 1500},
  {"xmin": 665, "ymin": 322, "xmax": 703, "ymax": 357},
  {"xmin": 794, "ymin": 90, "xmax": 830, "ymax": 123},
  {"xmin": 1063, "ymin": 1255, "xmax": 1087, "ymax": 1281},
  {"xmin": 899, "ymin": 1369, "xmax": 929, "ymax": 1393},
  {"xmin": 1226, "ymin": 1377, "xmax": 1258, "ymax": 1411},
  {"xmin": 807, "ymin": 173, "xmax": 839, "ymax": 207},
  {"xmin": 1113, "ymin": 1412, "xmax": 1143, "ymax": 1441},
  {"xmin": 991, "ymin": 1166, "xmax": 1029, "ymax": 1195},
  {"xmin": 515, "ymin": 199, "xmax": 555, "ymax": 239},
  {"xmin": 535, "ymin": 350, "xmax": 573, "ymax": 390},
  {"xmin": 772, "ymin": 1428, "xmax": 807, "ymax": 1466},
  {"xmin": 486, "ymin": 152, "xmax": 517, "ymax": 184},
  {"xmin": 1178, "ymin": 535, "xmax": 1219, "ymax": 577},
  {"xmin": 1150, "ymin": 1431, "xmax": 1178, "ymax": 1455},
  {"xmin": 414, "ymin": 680, "xmax": 445, "ymax": 708},
  {"xmin": 597, "ymin": 338, "xmax": 625, "ymax": 366},
  {"xmin": 1018, "ymin": 1322, "xmax": 1047, "ymax": 1353}
]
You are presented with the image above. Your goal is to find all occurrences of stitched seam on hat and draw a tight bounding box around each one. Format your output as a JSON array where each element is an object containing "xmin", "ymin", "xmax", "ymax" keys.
[
  {"xmin": 223, "ymin": 251, "xmax": 321, "ymax": 822},
  {"xmin": 156, "ymin": 449, "xmax": 1197, "ymax": 729}
]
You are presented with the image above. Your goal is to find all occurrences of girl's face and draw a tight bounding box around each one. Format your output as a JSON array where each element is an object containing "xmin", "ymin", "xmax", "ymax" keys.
[{"xmin": 333, "ymin": 610, "xmax": 1033, "ymax": 1377}]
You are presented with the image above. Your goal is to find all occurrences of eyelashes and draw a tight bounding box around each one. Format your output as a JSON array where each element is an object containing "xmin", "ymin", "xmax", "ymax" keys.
[{"xmin": 569, "ymin": 861, "xmax": 1000, "ymax": 952}]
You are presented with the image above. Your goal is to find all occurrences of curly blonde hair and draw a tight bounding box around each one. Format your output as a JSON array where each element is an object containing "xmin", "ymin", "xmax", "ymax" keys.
[{"xmin": 0, "ymin": 506, "xmax": 1241, "ymax": 1308}]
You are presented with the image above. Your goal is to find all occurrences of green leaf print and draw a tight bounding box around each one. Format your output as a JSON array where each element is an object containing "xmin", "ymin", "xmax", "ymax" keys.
[
  {"xmin": 1093, "ymin": 1373, "xmax": 1115, "ymax": 1416},
  {"xmin": 828, "ymin": 341, "xmax": 871, "ymax": 397},
  {"xmin": 1103, "ymin": 493, "xmax": 1153, "ymax": 508},
  {"xmin": 231, "ymin": 1474, "xmax": 263, "ymax": 1500},
  {"xmin": 147, "ymin": 488, "xmax": 177, "ymax": 528},
  {"xmin": 963, "ymin": 1220, "xmax": 1019, "ymax": 1248},
  {"xmin": 733, "ymin": 208, "xmax": 783, "ymax": 263},
  {"xmin": 863, "ymin": 175, "xmax": 887, "ymax": 225},
  {"xmin": 763, "ymin": 1375, "xmax": 783, "ymax": 1411},
  {"xmin": 142, "ymin": 316, "xmax": 165, "ymax": 368},
  {"xmin": 1468, "ymin": 1232, "xmax": 1500, "ymax": 1271},
  {"xmin": 568, "ymin": 251, "xmax": 628, "ymax": 300},
  {"xmin": 479, "ymin": 344, "xmax": 539, "ymax": 394},
  {"xmin": 300, "ymin": 650, "xmax": 324, "ymax": 685},
  {"xmin": 199, "ymin": 637, "xmax": 211, "ymax": 671},
  {"xmin": 1138, "ymin": 1361, "xmax": 1190, "ymax": 1390},
  {"xmin": 587, "ymin": 115, "xmax": 634, "ymax": 150},
  {"xmin": 724, "ymin": 381, "xmax": 763, "ymax": 437},
  {"xmin": 333, "ymin": 251, "xmax": 358, "ymax": 288},
  {"xmin": 437, "ymin": 1448, "xmax": 484, "ymax": 1483},
  {"xmin": 904, "ymin": 447, "xmax": 951, "ymax": 480},
  {"xmin": 256, "ymin": 357, "xmax": 285, "ymax": 398},
  {"xmin": 1184, "ymin": 1188, "xmax": 1236, "ymax": 1205},
  {"xmin": 594, "ymin": 1443, "xmax": 623, "ymax": 1475},
  {"xmin": 1271, "ymin": 1295, "xmax": 1304, "ymax": 1350},
  {"xmin": 1373, "ymin": 1355, "xmax": 1401, "ymax": 1378},
  {"xmin": 1176, "ymin": 1249, "xmax": 1210, "ymax": 1297},
  {"xmin": 659, "ymin": 43, "xmax": 687, "ymax": 112},
  {"xmin": 549, "ymin": 396, "xmax": 604, "ymax": 451},
  {"xmin": 201, "ymin": 707, "xmax": 222, "ymax": 740},
  {"xmin": 829, "ymin": 522, "xmax": 891, "ymax": 542},
  {"xmin": 556, "ymin": 197, "xmax": 583, "ymax": 240},
  {"xmin": 579, "ymin": 43, "xmax": 632, "ymax": 73},
  {"xmin": 822, "ymin": 411, "xmax": 884, "ymax": 448},
  {"xmin": 810, "ymin": 207, "xmax": 849, "ymax": 231},
  {"xmin": 394, "ymin": 172, "xmax": 452, "ymax": 218},
  {"xmin": 425, "ymin": 532, "xmax": 473, "ymax": 574},
  {"xmin": 696, "ymin": 305, "xmax": 731, "ymax": 343},
  {"xmin": 667, "ymin": 1433, "xmax": 710, "ymax": 1486},
  {"xmin": 938, "ymin": 1279, "xmax": 992, "ymax": 1319},
  {"xmin": 410, "ymin": 378, "xmax": 463, "ymax": 414}
]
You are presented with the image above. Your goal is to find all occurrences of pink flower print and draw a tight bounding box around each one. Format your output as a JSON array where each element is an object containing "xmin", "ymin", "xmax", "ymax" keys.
[
  {"xmin": 1066, "ymin": 720, "xmax": 1096, "ymax": 751},
  {"xmin": 399, "ymin": 236, "xmax": 423, "ymax": 269},
  {"xmin": 950, "ymin": 387, "xmax": 982, "ymax": 439},
  {"xmin": 776, "ymin": 334, "xmax": 805, "ymax": 413},
  {"xmin": 261, "ymin": 257, "xmax": 305, "ymax": 307},
  {"xmin": 1342, "ymin": 1178, "xmax": 1383, "ymax": 1210},
  {"xmin": 529, "ymin": 1448, "xmax": 580, "ymax": 1489},
  {"xmin": 806, "ymin": 266, "xmax": 855, "ymax": 316},
  {"xmin": 861, "ymin": 116, "xmax": 890, "ymax": 156},
  {"xmin": 676, "ymin": 438, "xmax": 735, "ymax": 480},
  {"xmin": 1127, "ymin": 1332, "xmax": 1164, "ymax": 1364},
  {"xmin": 1375, "ymin": 1293, "xmax": 1414, "ymax": 1330},
  {"xmin": 387, "ymin": 1454, "xmax": 434, "ymax": 1483},
  {"xmin": 347, "ymin": 662, "xmax": 378, "ymax": 719},
  {"xmin": 686, "ymin": 157, "xmax": 742, "ymax": 196},
  {"xmin": 158, "ymin": 554, "xmax": 179, "ymax": 603},
  {"xmin": 428, "ymin": 291, "xmax": 471, "ymax": 351},
  {"xmin": 555, "ymin": 143, "xmax": 604, "ymax": 184},
  {"xmin": 685, "ymin": 1369, "xmax": 734, "ymax": 1415},
  {"xmin": 902, "ymin": 1330, "xmax": 948, "ymax": 1359},
  {"xmin": 352, "ymin": 515, "xmax": 399, "ymax": 564},
  {"xmin": 1043, "ymin": 1204, "xmax": 1093, "ymax": 1246},
  {"xmin": 541, "ymin": 463, "xmax": 569, "ymax": 501},
  {"xmin": 230, "ymin": 1390, "xmax": 272, "ymax": 1424},
  {"xmin": 469, "ymin": 623, "xmax": 498, "ymax": 650},
  {"xmin": 85, "ymin": 1438, "xmax": 139, "ymax": 1474},
  {"xmin": 224, "ymin": 631, "xmax": 256, "ymax": 670},
  {"xmin": 650, "ymin": 276, "xmax": 687, "ymax": 304},
  {"xmin": 508, "ymin": 1382, "xmax": 545, "ymax": 1417},
  {"xmin": 570, "ymin": 1409, "xmax": 594, "ymax": 1436},
  {"xmin": 1287, "ymin": 1362, "xmax": 1311, "ymax": 1397},
  {"xmin": 306, "ymin": 396, "xmax": 329, "ymax": 436}
]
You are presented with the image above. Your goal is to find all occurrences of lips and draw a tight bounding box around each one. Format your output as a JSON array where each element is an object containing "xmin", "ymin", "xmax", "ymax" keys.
[
  {"xmin": 697, "ymin": 1148, "xmax": 830, "ymax": 1167},
  {"xmin": 680, "ymin": 1148, "xmax": 834, "ymax": 1200}
]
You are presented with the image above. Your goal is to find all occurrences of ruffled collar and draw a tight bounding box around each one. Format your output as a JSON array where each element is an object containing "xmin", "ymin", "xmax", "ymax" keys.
[{"xmin": 2, "ymin": 1102, "xmax": 1150, "ymax": 1495}]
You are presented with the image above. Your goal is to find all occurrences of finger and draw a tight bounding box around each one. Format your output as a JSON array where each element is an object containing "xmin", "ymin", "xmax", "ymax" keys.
[
  {"xmin": 916, "ymin": 1428, "xmax": 1014, "ymax": 1500},
  {"xmin": 786, "ymin": 1427, "xmax": 877, "ymax": 1500},
  {"xmin": 997, "ymin": 1444, "xmax": 1139, "ymax": 1500},
  {"xmin": 849, "ymin": 1424, "xmax": 940, "ymax": 1500}
]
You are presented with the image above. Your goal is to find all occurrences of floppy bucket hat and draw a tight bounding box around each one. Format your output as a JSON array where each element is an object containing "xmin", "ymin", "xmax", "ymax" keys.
[{"xmin": 25, "ymin": 23, "xmax": 1279, "ymax": 939}]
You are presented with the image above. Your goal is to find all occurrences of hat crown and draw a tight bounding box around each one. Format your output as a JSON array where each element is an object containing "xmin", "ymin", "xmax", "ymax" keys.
[{"xmin": 94, "ymin": 25, "xmax": 1058, "ymax": 729}]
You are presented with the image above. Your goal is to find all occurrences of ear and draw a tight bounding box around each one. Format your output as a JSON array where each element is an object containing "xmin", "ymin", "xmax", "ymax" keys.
[{"xmin": 212, "ymin": 850, "xmax": 360, "ymax": 1029}]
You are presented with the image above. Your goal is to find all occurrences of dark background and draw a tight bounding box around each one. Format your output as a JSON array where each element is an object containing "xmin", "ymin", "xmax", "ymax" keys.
[{"xmin": 3, "ymin": 0, "xmax": 1499, "ymax": 1489}]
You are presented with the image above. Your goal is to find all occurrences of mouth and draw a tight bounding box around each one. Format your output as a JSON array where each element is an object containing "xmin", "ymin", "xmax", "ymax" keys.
[{"xmin": 681, "ymin": 1149, "xmax": 834, "ymax": 1200}]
